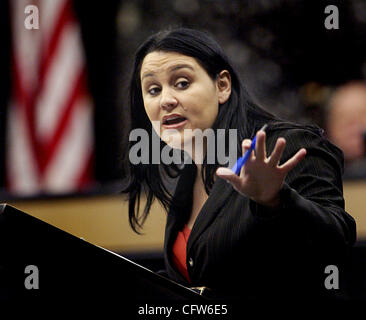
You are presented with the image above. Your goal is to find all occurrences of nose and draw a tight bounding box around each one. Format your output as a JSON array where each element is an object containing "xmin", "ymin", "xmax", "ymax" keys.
[{"xmin": 160, "ymin": 88, "xmax": 178, "ymax": 111}]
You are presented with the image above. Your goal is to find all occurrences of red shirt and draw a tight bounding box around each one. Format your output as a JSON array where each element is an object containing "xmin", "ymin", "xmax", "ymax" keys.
[{"xmin": 172, "ymin": 224, "xmax": 191, "ymax": 283}]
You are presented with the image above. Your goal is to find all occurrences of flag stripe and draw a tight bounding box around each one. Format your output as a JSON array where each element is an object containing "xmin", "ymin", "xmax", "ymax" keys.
[
  {"xmin": 7, "ymin": 0, "xmax": 95, "ymax": 194},
  {"xmin": 38, "ymin": 0, "xmax": 72, "ymax": 87},
  {"xmin": 7, "ymin": 101, "xmax": 40, "ymax": 193},
  {"xmin": 42, "ymin": 68, "xmax": 86, "ymax": 174},
  {"xmin": 36, "ymin": 21, "xmax": 83, "ymax": 141},
  {"xmin": 12, "ymin": 56, "xmax": 42, "ymax": 177},
  {"xmin": 43, "ymin": 96, "xmax": 94, "ymax": 192}
]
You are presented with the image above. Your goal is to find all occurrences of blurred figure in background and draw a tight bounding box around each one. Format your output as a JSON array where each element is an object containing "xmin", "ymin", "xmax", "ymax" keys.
[{"xmin": 326, "ymin": 81, "xmax": 366, "ymax": 178}]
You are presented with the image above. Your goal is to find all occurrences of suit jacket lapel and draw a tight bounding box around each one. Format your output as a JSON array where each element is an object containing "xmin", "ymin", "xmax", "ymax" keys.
[
  {"xmin": 164, "ymin": 164, "xmax": 195, "ymax": 283},
  {"xmin": 187, "ymin": 176, "xmax": 234, "ymax": 254},
  {"xmin": 164, "ymin": 163, "xmax": 234, "ymax": 282}
]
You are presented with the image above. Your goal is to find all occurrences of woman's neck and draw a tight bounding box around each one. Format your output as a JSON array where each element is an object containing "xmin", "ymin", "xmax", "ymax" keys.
[{"xmin": 195, "ymin": 163, "xmax": 205, "ymax": 188}]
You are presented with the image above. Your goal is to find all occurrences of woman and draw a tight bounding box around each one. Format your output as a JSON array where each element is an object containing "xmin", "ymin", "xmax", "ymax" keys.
[{"xmin": 122, "ymin": 28, "xmax": 356, "ymax": 301}]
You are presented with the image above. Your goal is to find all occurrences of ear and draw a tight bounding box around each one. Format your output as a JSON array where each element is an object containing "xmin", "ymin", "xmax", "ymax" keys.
[{"xmin": 217, "ymin": 70, "xmax": 232, "ymax": 104}]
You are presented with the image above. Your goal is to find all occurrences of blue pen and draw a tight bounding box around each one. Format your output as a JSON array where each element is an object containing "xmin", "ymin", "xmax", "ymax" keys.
[{"xmin": 231, "ymin": 124, "xmax": 268, "ymax": 175}]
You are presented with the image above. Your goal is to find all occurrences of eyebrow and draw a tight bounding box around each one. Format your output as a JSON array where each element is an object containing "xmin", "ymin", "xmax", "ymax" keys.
[{"xmin": 141, "ymin": 64, "xmax": 194, "ymax": 80}]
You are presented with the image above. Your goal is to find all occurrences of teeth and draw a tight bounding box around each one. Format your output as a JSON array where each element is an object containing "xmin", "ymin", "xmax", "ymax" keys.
[{"xmin": 164, "ymin": 116, "xmax": 185, "ymax": 124}]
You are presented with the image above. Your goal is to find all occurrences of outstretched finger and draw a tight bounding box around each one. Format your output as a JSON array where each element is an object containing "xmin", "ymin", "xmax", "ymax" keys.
[
  {"xmin": 255, "ymin": 130, "xmax": 267, "ymax": 161},
  {"xmin": 216, "ymin": 167, "xmax": 242, "ymax": 189},
  {"xmin": 268, "ymin": 137, "xmax": 286, "ymax": 167},
  {"xmin": 279, "ymin": 148, "xmax": 307, "ymax": 172},
  {"xmin": 241, "ymin": 139, "xmax": 255, "ymax": 169},
  {"xmin": 242, "ymin": 139, "xmax": 252, "ymax": 155}
]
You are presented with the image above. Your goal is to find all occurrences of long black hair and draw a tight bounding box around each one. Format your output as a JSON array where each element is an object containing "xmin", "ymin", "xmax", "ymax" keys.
[{"xmin": 122, "ymin": 27, "xmax": 280, "ymax": 233}]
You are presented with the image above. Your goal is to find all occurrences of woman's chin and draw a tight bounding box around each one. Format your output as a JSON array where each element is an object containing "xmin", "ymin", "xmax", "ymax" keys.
[{"xmin": 162, "ymin": 132, "xmax": 189, "ymax": 148}]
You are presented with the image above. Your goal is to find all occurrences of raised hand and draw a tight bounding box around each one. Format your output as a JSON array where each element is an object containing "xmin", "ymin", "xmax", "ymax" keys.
[{"xmin": 216, "ymin": 130, "xmax": 307, "ymax": 208}]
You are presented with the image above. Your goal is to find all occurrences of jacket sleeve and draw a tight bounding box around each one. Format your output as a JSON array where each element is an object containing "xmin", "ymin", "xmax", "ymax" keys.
[{"xmin": 250, "ymin": 127, "xmax": 356, "ymax": 247}]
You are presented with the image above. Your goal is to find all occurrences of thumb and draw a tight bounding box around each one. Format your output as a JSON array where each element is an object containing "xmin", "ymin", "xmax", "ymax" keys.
[{"xmin": 216, "ymin": 167, "xmax": 242, "ymax": 187}]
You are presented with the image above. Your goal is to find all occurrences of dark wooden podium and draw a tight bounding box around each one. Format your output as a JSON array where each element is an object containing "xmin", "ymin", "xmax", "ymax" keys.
[{"xmin": 0, "ymin": 204, "xmax": 204, "ymax": 307}]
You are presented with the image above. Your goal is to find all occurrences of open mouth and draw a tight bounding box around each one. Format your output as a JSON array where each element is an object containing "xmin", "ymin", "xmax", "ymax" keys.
[{"xmin": 163, "ymin": 116, "xmax": 187, "ymax": 125}]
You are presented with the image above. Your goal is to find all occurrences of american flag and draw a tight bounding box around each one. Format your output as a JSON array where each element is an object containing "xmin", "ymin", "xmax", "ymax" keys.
[{"xmin": 7, "ymin": 0, "xmax": 94, "ymax": 195}]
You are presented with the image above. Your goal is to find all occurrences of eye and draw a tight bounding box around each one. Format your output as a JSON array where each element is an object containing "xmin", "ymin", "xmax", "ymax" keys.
[
  {"xmin": 147, "ymin": 86, "xmax": 161, "ymax": 96},
  {"xmin": 175, "ymin": 79, "xmax": 190, "ymax": 89}
]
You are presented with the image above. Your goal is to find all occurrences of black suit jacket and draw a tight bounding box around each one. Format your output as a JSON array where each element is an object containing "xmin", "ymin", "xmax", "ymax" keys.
[{"xmin": 163, "ymin": 124, "xmax": 356, "ymax": 301}]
